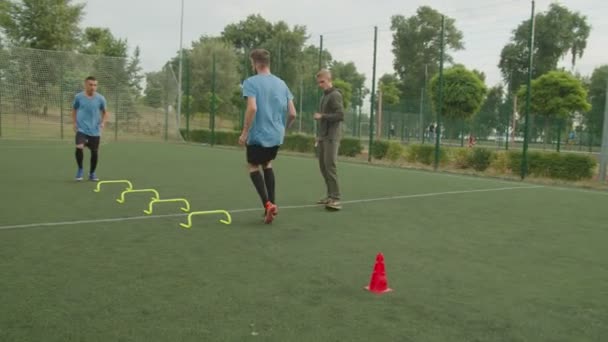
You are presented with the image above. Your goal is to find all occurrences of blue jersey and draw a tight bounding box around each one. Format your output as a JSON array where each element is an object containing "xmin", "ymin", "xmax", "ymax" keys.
[
  {"xmin": 73, "ymin": 92, "xmax": 107, "ymax": 136},
  {"xmin": 242, "ymin": 74, "xmax": 293, "ymax": 147}
]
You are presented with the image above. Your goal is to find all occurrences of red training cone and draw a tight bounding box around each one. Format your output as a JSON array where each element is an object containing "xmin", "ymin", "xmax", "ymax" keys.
[{"xmin": 364, "ymin": 253, "xmax": 392, "ymax": 294}]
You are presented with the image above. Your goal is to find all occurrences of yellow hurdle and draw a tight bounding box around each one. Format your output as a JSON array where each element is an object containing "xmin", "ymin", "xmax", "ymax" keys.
[
  {"xmin": 144, "ymin": 198, "xmax": 191, "ymax": 215},
  {"xmin": 93, "ymin": 180, "xmax": 133, "ymax": 193},
  {"xmin": 180, "ymin": 210, "xmax": 232, "ymax": 228},
  {"xmin": 116, "ymin": 189, "xmax": 160, "ymax": 204}
]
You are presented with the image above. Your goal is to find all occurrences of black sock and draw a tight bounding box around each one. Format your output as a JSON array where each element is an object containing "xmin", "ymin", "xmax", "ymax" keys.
[
  {"xmin": 90, "ymin": 149, "xmax": 98, "ymax": 173},
  {"xmin": 250, "ymin": 171, "xmax": 269, "ymax": 207},
  {"xmin": 75, "ymin": 148, "xmax": 83, "ymax": 169},
  {"xmin": 263, "ymin": 168, "xmax": 275, "ymax": 204}
]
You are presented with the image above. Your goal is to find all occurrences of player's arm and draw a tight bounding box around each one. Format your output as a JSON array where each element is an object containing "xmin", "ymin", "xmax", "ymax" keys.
[
  {"xmin": 239, "ymin": 96, "xmax": 257, "ymax": 145},
  {"xmin": 72, "ymin": 109, "xmax": 77, "ymax": 132},
  {"xmin": 286, "ymin": 99, "xmax": 296, "ymax": 128},
  {"xmin": 72, "ymin": 97, "xmax": 79, "ymax": 132},
  {"xmin": 322, "ymin": 93, "xmax": 344, "ymax": 122},
  {"xmin": 100, "ymin": 98, "xmax": 109, "ymax": 129},
  {"xmin": 101, "ymin": 109, "xmax": 109, "ymax": 129}
]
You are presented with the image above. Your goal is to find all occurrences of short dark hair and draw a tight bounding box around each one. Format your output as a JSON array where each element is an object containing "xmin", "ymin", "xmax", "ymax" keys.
[
  {"xmin": 85, "ymin": 76, "xmax": 97, "ymax": 82},
  {"xmin": 249, "ymin": 49, "xmax": 270, "ymax": 66}
]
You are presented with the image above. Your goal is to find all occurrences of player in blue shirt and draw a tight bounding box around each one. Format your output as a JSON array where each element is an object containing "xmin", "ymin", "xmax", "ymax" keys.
[
  {"xmin": 239, "ymin": 49, "xmax": 297, "ymax": 224},
  {"xmin": 72, "ymin": 76, "xmax": 109, "ymax": 181}
]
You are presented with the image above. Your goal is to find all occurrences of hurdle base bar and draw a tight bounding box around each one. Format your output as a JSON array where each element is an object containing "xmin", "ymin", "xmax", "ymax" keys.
[
  {"xmin": 93, "ymin": 180, "xmax": 133, "ymax": 193},
  {"xmin": 180, "ymin": 210, "xmax": 232, "ymax": 228},
  {"xmin": 144, "ymin": 198, "xmax": 191, "ymax": 215},
  {"xmin": 116, "ymin": 189, "xmax": 160, "ymax": 204}
]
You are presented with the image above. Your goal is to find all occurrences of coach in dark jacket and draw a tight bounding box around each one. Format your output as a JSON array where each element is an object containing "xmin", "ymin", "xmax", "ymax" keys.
[{"xmin": 313, "ymin": 69, "xmax": 344, "ymax": 210}]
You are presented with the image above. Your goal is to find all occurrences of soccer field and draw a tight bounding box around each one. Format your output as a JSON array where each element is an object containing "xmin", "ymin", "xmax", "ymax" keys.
[{"xmin": 1, "ymin": 139, "xmax": 607, "ymax": 341}]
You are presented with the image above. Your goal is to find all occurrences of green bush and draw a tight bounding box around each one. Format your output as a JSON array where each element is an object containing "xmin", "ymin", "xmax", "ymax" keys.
[
  {"xmin": 386, "ymin": 142, "xmax": 404, "ymax": 162},
  {"xmin": 452, "ymin": 148, "xmax": 472, "ymax": 169},
  {"xmin": 491, "ymin": 152, "xmax": 509, "ymax": 173},
  {"xmin": 508, "ymin": 150, "xmax": 596, "ymax": 180},
  {"xmin": 371, "ymin": 140, "xmax": 390, "ymax": 160},
  {"xmin": 559, "ymin": 153, "xmax": 596, "ymax": 180},
  {"xmin": 470, "ymin": 148, "xmax": 494, "ymax": 171},
  {"xmin": 214, "ymin": 130, "xmax": 240, "ymax": 146},
  {"xmin": 507, "ymin": 151, "xmax": 522, "ymax": 173},
  {"xmin": 339, "ymin": 138, "xmax": 363, "ymax": 157},
  {"xmin": 282, "ymin": 134, "xmax": 315, "ymax": 153},
  {"xmin": 406, "ymin": 144, "xmax": 447, "ymax": 165}
]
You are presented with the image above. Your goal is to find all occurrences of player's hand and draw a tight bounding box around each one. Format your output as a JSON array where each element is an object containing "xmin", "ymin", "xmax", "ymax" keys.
[
  {"xmin": 238, "ymin": 132, "xmax": 248, "ymax": 146},
  {"xmin": 313, "ymin": 113, "xmax": 323, "ymax": 120},
  {"xmin": 100, "ymin": 122, "xmax": 105, "ymax": 130},
  {"xmin": 73, "ymin": 123, "xmax": 77, "ymax": 132}
]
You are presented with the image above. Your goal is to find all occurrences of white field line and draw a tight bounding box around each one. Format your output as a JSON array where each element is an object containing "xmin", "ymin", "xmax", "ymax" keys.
[{"xmin": 0, "ymin": 185, "xmax": 542, "ymax": 231}]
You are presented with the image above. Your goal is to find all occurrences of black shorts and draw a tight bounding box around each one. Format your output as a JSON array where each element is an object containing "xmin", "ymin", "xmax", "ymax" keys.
[
  {"xmin": 246, "ymin": 145, "xmax": 279, "ymax": 165},
  {"xmin": 75, "ymin": 132, "xmax": 100, "ymax": 150}
]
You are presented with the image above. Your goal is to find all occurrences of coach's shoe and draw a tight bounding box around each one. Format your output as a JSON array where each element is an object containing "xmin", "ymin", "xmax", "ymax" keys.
[
  {"xmin": 325, "ymin": 199, "xmax": 342, "ymax": 211},
  {"xmin": 317, "ymin": 197, "xmax": 331, "ymax": 205},
  {"xmin": 75, "ymin": 168, "xmax": 84, "ymax": 181},
  {"xmin": 264, "ymin": 202, "xmax": 277, "ymax": 224},
  {"xmin": 88, "ymin": 172, "xmax": 99, "ymax": 182}
]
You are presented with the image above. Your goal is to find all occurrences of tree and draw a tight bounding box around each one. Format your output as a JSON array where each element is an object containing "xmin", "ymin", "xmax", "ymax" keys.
[
  {"xmin": 471, "ymin": 86, "xmax": 504, "ymax": 139},
  {"xmin": 330, "ymin": 61, "xmax": 367, "ymax": 107},
  {"xmin": 144, "ymin": 71, "xmax": 163, "ymax": 108},
  {"xmin": 390, "ymin": 6, "xmax": 463, "ymax": 110},
  {"xmin": 517, "ymin": 70, "xmax": 591, "ymax": 147},
  {"xmin": 379, "ymin": 75, "xmax": 401, "ymax": 107},
  {"xmin": 499, "ymin": 3, "xmax": 591, "ymax": 91},
  {"xmin": 430, "ymin": 66, "xmax": 487, "ymax": 120},
  {"xmin": 332, "ymin": 79, "xmax": 352, "ymax": 110},
  {"xmin": 222, "ymin": 14, "xmax": 273, "ymax": 51},
  {"xmin": 221, "ymin": 15, "xmax": 307, "ymax": 89},
  {"xmin": 80, "ymin": 27, "xmax": 127, "ymax": 57},
  {"xmin": 0, "ymin": 0, "xmax": 84, "ymax": 50},
  {"xmin": 189, "ymin": 37, "xmax": 239, "ymax": 117},
  {"xmin": 126, "ymin": 46, "xmax": 144, "ymax": 97},
  {"xmin": 430, "ymin": 66, "xmax": 487, "ymax": 140},
  {"xmin": 585, "ymin": 65, "xmax": 608, "ymax": 141},
  {"xmin": 262, "ymin": 20, "xmax": 307, "ymax": 87}
]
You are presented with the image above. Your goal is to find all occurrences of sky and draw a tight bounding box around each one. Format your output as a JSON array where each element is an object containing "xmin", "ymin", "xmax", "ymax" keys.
[{"xmin": 80, "ymin": 0, "xmax": 607, "ymax": 104}]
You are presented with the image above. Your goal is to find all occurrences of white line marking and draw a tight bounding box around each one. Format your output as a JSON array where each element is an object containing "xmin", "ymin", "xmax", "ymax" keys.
[{"xmin": 0, "ymin": 186, "xmax": 541, "ymax": 231}]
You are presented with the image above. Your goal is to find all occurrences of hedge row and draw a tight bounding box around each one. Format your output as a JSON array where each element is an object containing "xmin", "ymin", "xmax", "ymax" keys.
[
  {"xmin": 445, "ymin": 147, "xmax": 595, "ymax": 180},
  {"xmin": 181, "ymin": 130, "xmax": 596, "ymax": 181},
  {"xmin": 182, "ymin": 129, "xmax": 363, "ymax": 157}
]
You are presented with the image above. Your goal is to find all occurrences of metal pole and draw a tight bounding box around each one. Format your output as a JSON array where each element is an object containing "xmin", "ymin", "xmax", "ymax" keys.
[
  {"xmin": 185, "ymin": 55, "xmax": 191, "ymax": 140},
  {"xmin": 460, "ymin": 119, "xmax": 465, "ymax": 147},
  {"xmin": 419, "ymin": 88, "xmax": 424, "ymax": 143},
  {"xmin": 422, "ymin": 64, "xmax": 428, "ymax": 144},
  {"xmin": 115, "ymin": 90, "xmax": 119, "ymax": 141},
  {"xmin": 434, "ymin": 17, "xmax": 446, "ymax": 171},
  {"xmin": 401, "ymin": 106, "xmax": 406, "ymax": 141},
  {"xmin": 60, "ymin": 61, "xmax": 64, "ymax": 140},
  {"xmin": 506, "ymin": 73, "xmax": 512, "ymax": 150},
  {"xmin": 599, "ymin": 78, "xmax": 608, "ymax": 183},
  {"xmin": 299, "ymin": 79, "xmax": 303, "ymax": 133},
  {"xmin": 505, "ymin": 100, "xmax": 511, "ymax": 150},
  {"xmin": 557, "ymin": 119, "xmax": 562, "ymax": 152},
  {"xmin": 357, "ymin": 86, "xmax": 362, "ymax": 137},
  {"xmin": 0, "ymin": 71, "xmax": 2, "ymax": 137},
  {"xmin": 176, "ymin": 0, "xmax": 184, "ymax": 132},
  {"xmin": 211, "ymin": 53, "xmax": 217, "ymax": 146},
  {"xmin": 368, "ymin": 26, "xmax": 378, "ymax": 162},
  {"xmin": 521, "ymin": 0, "xmax": 536, "ymax": 179}
]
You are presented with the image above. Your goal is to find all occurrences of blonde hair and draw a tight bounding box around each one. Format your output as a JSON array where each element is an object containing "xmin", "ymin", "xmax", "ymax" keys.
[{"xmin": 316, "ymin": 69, "xmax": 332, "ymax": 80}]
